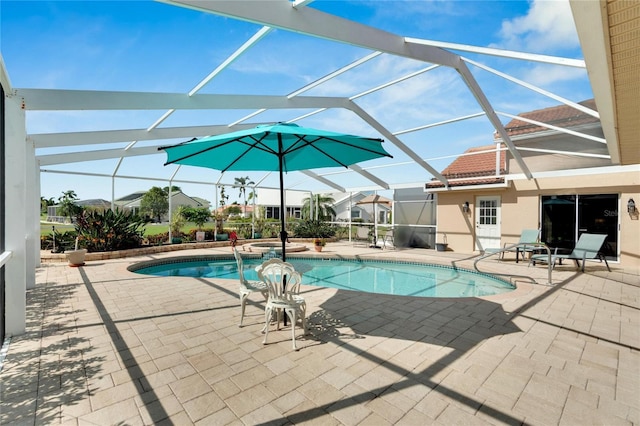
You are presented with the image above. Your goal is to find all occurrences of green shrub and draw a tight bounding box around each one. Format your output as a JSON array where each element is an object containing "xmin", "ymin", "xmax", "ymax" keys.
[
  {"xmin": 293, "ymin": 220, "xmax": 336, "ymax": 238},
  {"xmin": 147, "ymin": 232, "xmax": 168, "ymax": 245},
  {"xmin": 74, "ymin": 209, "xmax": 147, "ymax": 252},
  {"xmin": 41, "ymin": 230, "xmax": 77, "ymax": 252}
]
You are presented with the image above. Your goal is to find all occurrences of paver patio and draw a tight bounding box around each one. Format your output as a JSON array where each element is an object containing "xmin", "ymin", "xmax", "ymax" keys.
[{"xmin": 1, "ymin": 242, "xmax": 638, "ymax": 425}]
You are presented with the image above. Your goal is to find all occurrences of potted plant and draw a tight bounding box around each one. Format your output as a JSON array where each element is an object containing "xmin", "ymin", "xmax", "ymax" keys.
[
  {"xmin": 181, "ymin": 206, "xmax": 212, "ymax": 242},
  {"xmin": 253, "ymin": 217, "xmax": 265, "ymax": 239},
  {"xmin": 65, "ymin": 237, "xmax": 87, "ymax": 267},
  {"xmin": 314, "ymin": 238, "xmax": 326, "ymax": 252}
]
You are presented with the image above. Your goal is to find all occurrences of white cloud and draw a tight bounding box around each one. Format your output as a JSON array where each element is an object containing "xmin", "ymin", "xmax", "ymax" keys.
[
  {"xmin": 494, "ymin": 0, "xmax": 579, "ymax": 52},
  {"xmin": 522, "ymin": 63, "xmax": 588, "ymax": 87}
]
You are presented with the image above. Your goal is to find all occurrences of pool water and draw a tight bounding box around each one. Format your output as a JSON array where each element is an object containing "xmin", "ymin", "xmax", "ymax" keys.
[{"xmin": 133, "ymin": 257, "xmax": 515, "ymax": 298}]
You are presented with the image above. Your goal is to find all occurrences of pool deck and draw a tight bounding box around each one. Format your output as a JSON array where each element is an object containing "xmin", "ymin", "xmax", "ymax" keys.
[{"xmin": 1, "ymin": 242, "xmax": 638, "ymax": 425}]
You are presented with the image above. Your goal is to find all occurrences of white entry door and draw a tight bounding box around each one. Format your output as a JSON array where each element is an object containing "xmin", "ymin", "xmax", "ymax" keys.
[{"xmin": 475, "ymin": 196, "xmax": 501, "ymax": 251}]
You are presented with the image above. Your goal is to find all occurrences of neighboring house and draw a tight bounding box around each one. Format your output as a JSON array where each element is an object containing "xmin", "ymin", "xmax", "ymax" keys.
[
  {"xmin": 325, "ymin": 192, "xmax": 366, "ymax": 221},
  {"xmin": 251, "ymin": 188, "xmax": 307, "ymax": 220},
  {"xmin": 190, "ymin": 197, "xmax": 211, "ymax": 210},
  {"xmin": 115, "ymin": 190, "xmax": 210, "ymax": 222},
  {"xmin": 353, "ymin": 193, "xmax": 392, "ymax": 224},
  {"xmin": 426, "ymin": 99, "xmax": 639, "ymax": 268},
  {"xmin": 46, "ymin": 198, "xmax": 112, "ymax": 223},
  {"xmin": 316, "ymin": 191, "xmax": 392, "ymax": 224}
]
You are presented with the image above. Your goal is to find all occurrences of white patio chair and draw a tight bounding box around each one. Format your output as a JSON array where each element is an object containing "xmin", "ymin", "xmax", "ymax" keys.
[
  {"xmin": 382, "ymin": 229, "xmax": 395, "ymax": 250},
  {"xmin": 233, "ymin": 248, "xmax": 268, "ymax": 327},
  {"xmin": 353, "ymin": 226, "xmax": 372, "ymax": 247},
  {"xmin": 258, "ymin": 258, "xmax": 307, "ymax": 350}
]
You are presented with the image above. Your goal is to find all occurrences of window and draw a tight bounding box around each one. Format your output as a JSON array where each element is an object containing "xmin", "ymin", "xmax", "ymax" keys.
[
  {"xmin": 265, "ymin": 206, "xmax": 280, "ymax": 219},
  {"xmin": 288, "ymin": 207, "xmax": 301, "ymax": 219},
  {"xmin": 478, "ymin": 199, "xmax": 498, "ymax": 225}
]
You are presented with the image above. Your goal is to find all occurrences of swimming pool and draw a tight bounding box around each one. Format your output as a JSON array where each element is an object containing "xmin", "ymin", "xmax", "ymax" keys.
[{"xmin": 131, "ymin": 256, "xmax": 515, "ymax": 298}]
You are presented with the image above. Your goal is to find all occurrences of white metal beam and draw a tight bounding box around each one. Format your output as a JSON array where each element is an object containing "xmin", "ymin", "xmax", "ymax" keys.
[
  {"xmin": 17, "ymin": 89, "xmax": 349, "ymax": 111},
  {"xmin": 38, "ymin": 146, "xmax": 162, "ymax": 166},
  {"xmin": 346, "ymin": 101, "xmax": 449, "ymax": 185},
  {"xmin": 299, "ymin": 170, "xmax": 345, "ymax": 192},
  {"xmin": 160, "ymin": 0, "xmax": 461, "ymax": 68},
  {"xmin": 496, "ymin": 111, "xmax": 606, "ymax": 144},
  {"xmin": 30, "ymin": 123, "xmax": 261, "ymax": 148},
  {"xmin": 405, "ymin": 37, "xmax": 586, "ymax": 68},
  {"xmin": 348, "ymin": 164, "xmax": 390, "ymax": 190},
  {"xmin": 516, "ymin": 146, "xmax": 610, "ymax": 159},
  {"xmin": 454, "ymin": 61, "xmax": 532, "ymax": 179},
  {"xmin": 231, "ymin": 51, "xmax": 383, "ymax": 125},
  {"xmin": 464, "ymin": 58, "xmax": 599, "ymax": 119},
  {"xmin": 394, "ymin": 112, "xmax": 486, "ymax": 136}
]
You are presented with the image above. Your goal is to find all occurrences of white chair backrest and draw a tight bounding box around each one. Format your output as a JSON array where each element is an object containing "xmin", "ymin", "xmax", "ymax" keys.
[
  {"xmin": 258, "ymin": 258, "xmax": 302, "ymax": 301},
  {"xmin": 233, "ymin": 248, "xmax": 250, "ymax": 286},
  {"xmin": 357, "ymin": 227, "xmax": 370, "ymax": 239}
]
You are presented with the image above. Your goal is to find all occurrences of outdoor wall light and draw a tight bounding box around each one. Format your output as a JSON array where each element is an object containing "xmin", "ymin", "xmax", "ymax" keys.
[
  {"xmin": 628, "ymin": 198, "xmax": 637, "ymax": 214},
  {"xmin": 462, "ymin": 201, "xmax": 470, "ymax": 213}
]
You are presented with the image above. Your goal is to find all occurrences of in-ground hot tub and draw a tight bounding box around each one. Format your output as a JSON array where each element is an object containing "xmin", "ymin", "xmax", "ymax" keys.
[{"xmin": 240, "ymin": 242, "xmax": 308, "ymax": 254}]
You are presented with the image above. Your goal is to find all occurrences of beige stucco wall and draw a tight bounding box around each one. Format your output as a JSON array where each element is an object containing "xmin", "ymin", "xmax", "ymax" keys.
[{"xmin": 436, "ymin": 169, "xmax": 640, "ymax": 271}]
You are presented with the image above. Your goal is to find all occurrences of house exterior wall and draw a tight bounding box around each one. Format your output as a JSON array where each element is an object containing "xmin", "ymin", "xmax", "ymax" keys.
[{"xmin": 435, "ymin": 168, "xmax": 640, "ymax": 270}]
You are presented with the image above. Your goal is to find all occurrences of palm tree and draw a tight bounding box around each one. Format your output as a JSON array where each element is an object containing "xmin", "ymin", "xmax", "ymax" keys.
[
  {"xmin": 57, "ymin": 190, "xmax": 81, "ymax": 222},
  {"xmin": 302, "ymin": 194, "xmax": 336, "ymax": 220},
  {"xmin": 233, "ymin": 176, "xmax": 254, "ymax": 218}
]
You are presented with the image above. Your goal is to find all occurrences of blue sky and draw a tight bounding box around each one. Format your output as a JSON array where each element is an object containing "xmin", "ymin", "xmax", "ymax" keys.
[{"xmin": 1, "ymin": 0, "xmax": 592, "ymax": 205}]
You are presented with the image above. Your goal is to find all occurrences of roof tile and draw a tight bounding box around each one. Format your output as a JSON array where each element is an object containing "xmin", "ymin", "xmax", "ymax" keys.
[{"xmin": 500, "ymin": 99, "xmax": 598, "ymax": 137}]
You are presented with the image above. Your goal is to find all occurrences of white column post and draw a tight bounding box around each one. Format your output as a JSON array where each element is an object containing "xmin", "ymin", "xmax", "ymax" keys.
[
  {"xmin": 4, "ymin": 93, "xmax": 27, "ymax": 335},
  {"xmin": 24, "ymin": 142, "xmax": 38, "ymax": 275},
  {"xmin": 34, "ymin": 164, "xmax": 42, "ymax": 267}
]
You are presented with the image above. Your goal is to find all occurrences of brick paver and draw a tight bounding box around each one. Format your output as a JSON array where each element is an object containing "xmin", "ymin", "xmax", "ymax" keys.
[{"xmin": 1, "ymin": 243, "xmax": 638, "ymax": 425}]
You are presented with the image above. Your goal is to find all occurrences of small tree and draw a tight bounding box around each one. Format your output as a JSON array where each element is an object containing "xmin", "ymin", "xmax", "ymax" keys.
[
  {"xmin": 180, "ymin": 206, "xmax": 212, "ymax": 230},
  {"xmin": 162, "ymin": 185, "xmax": 181, "ymax": 195},
  {"xmin": 141, "ymin": 186, "xmax": 169, "ymax": 222},
  {"xmin": 226, "ymin": 205, "xmax": 242, "ymax": 216}
]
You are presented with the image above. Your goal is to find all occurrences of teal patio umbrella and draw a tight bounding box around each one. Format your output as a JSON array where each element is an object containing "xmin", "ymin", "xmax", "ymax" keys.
[{"xmin": 160, "ymin": 122, "xmax": 392, "ymax": 261}]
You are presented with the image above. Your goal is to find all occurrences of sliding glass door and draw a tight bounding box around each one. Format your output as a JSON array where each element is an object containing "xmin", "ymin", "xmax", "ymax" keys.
[{"xmin": 540, "ymin": 194, "xmax": 617, "ymax": 260}]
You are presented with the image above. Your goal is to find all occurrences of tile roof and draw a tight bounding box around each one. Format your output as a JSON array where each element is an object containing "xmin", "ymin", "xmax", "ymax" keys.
[
  {"xmin": 426, "ymin": 145, "xmax": 506, "ymax": 188},
  {"xmin": 500, "ymin": 99, "xmax": 598, "ymax": 137}
]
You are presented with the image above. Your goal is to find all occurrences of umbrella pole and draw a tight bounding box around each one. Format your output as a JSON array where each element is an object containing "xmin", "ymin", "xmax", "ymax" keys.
[
  {"xmin": 278, "ymin": 135, "xmax": 287, "ymax": 262},
  {"xmin": 278, "ymin": 136, "xmax": 289, "ymax": 327}
]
